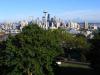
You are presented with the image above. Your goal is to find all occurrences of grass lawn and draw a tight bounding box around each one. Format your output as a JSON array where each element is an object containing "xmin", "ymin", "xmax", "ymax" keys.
[
  {"xmin": 59, "ymin": 62, "xmax": 90, "ymax": 69},
  {"xmin": 54, "ymin": 62, "xmax": 98, "ymax": 75}
]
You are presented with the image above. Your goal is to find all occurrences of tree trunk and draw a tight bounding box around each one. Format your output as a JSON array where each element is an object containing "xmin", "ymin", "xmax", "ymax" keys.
[
  {"xmin": 28, "ymin": 69, "xmax": 32, "ymax": 75},
  {"xmin": 68, "ymin": 53, "xmax": 71, "ymax": 61},
  {"xmin": 81, "ymin": 54, "xmax": 86, "ymax": 62}
]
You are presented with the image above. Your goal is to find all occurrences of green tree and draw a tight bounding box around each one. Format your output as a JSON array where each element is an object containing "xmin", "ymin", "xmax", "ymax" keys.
[
  {"xmin": 88, "ymin": 31, "xmax": 100, "ymax": 71},
  {"xmin": 0, "ymin": 24, "xmax": 63, "ymax": 75},
  {"xmin": 62, "ymin": 33, "xmax": 89, "ymax": 62}
]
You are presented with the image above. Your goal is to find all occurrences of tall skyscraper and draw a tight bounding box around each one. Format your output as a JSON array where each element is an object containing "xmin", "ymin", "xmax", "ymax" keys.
[
  {"xmin": 43, "ymin": 11, "xmax": 48, "ymax": 30},
  {"xmin": 47, "ymin": 14, "xmax": 50, "ymax": 22},
  {"xmin": 47, "ymin": 14, "xmax": 51, "ymax": 27},
  {"xmin": 51, "ymin": 18, "xmax": 54, "ymax": 27},
  {"xmin": 84, "ymin": 21, "xmax": 88, "ymax": 29}
]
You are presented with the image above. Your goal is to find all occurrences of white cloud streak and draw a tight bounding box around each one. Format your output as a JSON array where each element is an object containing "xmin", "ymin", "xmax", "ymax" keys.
[{"xmin": 58, "ymin": 10, "xmax": 100, "ymax": 22}]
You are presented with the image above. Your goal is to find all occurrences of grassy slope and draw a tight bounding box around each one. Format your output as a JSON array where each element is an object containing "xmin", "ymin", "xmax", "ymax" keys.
[
  {"xmin": 54, "ymin": 62, "xmax": 98, "ymax": 75},
  {"xmin": 59, "ymin": 62, "xmax": 90, "ymax": 69}
]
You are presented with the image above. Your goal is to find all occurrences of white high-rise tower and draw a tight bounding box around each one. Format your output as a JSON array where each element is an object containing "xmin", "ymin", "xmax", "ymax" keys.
[{"xmin": 84, "ymin": 21, "xmax": 88, "ymax": 29}]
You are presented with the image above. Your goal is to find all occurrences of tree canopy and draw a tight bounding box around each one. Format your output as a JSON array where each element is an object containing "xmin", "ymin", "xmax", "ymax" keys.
[
  {"xmin": 88, "ymin": 30, "xmax": 100, "ymax": 71},
  {"xmin": 0, "ymin": 24, "xmax": 65, "ymax": 75},
  {"xmin": 0, "ymin": 24, "xmax": 90, "ymax": 75}
]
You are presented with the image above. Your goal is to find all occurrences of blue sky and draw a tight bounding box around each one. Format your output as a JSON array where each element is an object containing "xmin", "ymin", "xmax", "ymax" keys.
[{"xmin": 0, "ymin": 0, "xmax": 100, "ymax": 22}]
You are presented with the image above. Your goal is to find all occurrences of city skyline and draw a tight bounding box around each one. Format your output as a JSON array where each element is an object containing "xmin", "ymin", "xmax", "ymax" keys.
[{"xmin": 0, "ymin": 0, "xmax": 100, "ymax": 22}]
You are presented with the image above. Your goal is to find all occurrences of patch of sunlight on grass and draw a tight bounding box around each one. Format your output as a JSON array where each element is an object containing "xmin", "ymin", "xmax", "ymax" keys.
[{"xmin": 59, "ymin": 62, "xmax": 90, "ymax": 69}]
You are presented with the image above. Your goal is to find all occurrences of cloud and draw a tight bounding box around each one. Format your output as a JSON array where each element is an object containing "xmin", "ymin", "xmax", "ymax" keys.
[{"xmin": 58, "ymin": 10, "xmax": 100, "ymax": 22}]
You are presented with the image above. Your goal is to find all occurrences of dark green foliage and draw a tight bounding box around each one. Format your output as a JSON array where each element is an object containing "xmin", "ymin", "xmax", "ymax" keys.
[
  {"xmin": 0, "ymin": 24, "xmax": 91, "ymax": 75},
  {"xmin": 88, "ymin": 32, "xmax": 100, "ymax": 71},
  {"xmin": 62, "ymin": 33, "xmax": 89, "ymax": 62},
  {"xmin": 0, "ymin": 24, "xmax": 64, "ymax": 75}
]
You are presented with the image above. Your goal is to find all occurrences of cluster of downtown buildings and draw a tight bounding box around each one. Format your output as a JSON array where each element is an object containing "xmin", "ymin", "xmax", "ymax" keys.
[{"xmin": 0, "ymin": 11, "xmax": 99, "ymax": 41}]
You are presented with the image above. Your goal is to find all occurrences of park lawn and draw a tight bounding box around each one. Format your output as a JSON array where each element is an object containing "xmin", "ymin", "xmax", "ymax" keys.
[
  {"xmin": 55, "ymin": 62, "xmax": 96, "ymax": 75},
  {"xmin": 59, "ymin": 62, "xmax": 90, "ymax": 69}
]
